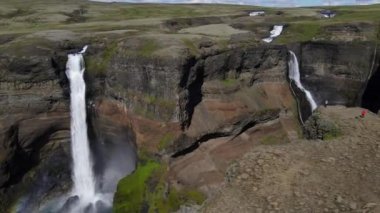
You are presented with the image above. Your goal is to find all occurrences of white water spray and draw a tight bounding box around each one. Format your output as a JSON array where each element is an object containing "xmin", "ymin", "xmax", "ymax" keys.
[
  {"xmin": 288, "ymin": 51, "xmax": 318, "ymax": 111},
  {"xmin": 66, "ymin": 46, "xmax": 97, "ymax": 206},
  {"xmin": 263, "ymin": 25, "xmax": 283, "ymax": 43}
]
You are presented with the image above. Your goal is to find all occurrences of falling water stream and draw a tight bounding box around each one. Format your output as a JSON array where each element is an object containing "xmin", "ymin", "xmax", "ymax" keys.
[
  {"xmin": 288, "ymin": 50, "xmax": 318, "ymax": 111},
  {"xmin": 66, "ymin": 46, "xmax": 99, "ymax": 211},
  {"xmin": 262, "ymin": 25, "xmax": 283, "ymax": 43}
]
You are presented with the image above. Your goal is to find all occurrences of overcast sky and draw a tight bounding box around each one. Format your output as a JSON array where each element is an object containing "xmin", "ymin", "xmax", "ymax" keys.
[{"xmin": 92, "ymin": 0, "xmax": 380, "ymax": 7}]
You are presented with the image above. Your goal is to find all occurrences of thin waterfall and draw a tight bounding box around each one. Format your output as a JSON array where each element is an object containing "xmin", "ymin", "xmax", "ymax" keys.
[
  {"xmin": 65, "ymin": 46, "xmax": 97, "ymax": 206},
  {"xmin": 288, "ymin": 51, "xmax": 318, "ymax": 111}
]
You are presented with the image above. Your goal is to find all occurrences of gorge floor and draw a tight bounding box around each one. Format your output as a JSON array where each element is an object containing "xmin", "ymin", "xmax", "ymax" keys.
[{"xmin": 202, "ymin": 106, "xmax": 380, "ymax": 213}]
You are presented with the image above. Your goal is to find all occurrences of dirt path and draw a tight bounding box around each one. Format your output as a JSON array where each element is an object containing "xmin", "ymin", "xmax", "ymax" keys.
[{"xmin": 203, "ymin": 106, "xmax": 380, "ymax": 213}]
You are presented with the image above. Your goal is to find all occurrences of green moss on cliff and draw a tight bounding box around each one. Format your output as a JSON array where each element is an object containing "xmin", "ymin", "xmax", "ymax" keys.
[
  {"xmin": 113, "ymin": 160, "xmax": 160, "ymax": 212},
  {"xmin": 304, "ymin": 112, "xmax": 342, "ymax": 140},
  {"xmin": 158, "ymin": 133, "xmax": 174, "ymax": 151},
  {"xmin": 182, "ymin": 38, "xmax": 199, "ymax": 56},
  {"xmin": 221, "ymin": 78, "xmax": 238, "ymax": 87},
  {"xmin": 128, "ymin": 91, "xmax": 176, "ymax": 121},
  {"xmin": 138, "ymin": 39, "xmax": 159, "ymax": 57},
  {"xmin": 113, "ymin": 157, "xmax": 205, "ymax": 213}
]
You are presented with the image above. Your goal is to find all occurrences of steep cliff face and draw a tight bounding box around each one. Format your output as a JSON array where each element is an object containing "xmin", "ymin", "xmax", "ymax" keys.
[
  {"xmin": 0, "ymin": 43, "xmax": 72, "ymax": 211},
  {"xmin": 0, "ymin": 37, "xmax": 379, "ymax": 212},
  {"xmin": 105, "ymin": 54, "xmax": 183, "ymax": 122},
  {"xmin": 362, "ymin": 52, "xmax": 380, "ymax": 113},
  {"xmin": 0, "ymin": 42, "xmax": 138, "ymax": 211},
  {"xmin": 0, "ymin": 47, "xmax": 67, "ymax": 116},
  {"xmin": 178, "ymin": 45, "xmax": 289, "ymax": 128},
  {"xmin": 296, "ymin": 41, "xmax": 377, "ymax": 106},
  {"xmin": 172, "ymin": 45, "xmax": 292, "ymax": 152}
]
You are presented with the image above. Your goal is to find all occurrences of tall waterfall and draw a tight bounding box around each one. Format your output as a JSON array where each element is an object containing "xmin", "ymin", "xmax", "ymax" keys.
[
  {"xmin": 288, "ymin": 51, "xmax": 318, "ymax": 111},
  {"xmin": 66, "ymin": 46, "xmax": 97, "ymax": 206}
]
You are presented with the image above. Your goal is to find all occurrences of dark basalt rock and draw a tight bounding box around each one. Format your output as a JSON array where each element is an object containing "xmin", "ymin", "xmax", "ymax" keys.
[
  {"xmin": 178, "ymin": 45, "xmax": 287, "ymax": 128},
  {"xmin": 298, "ymin": 41, "xmax": 376, "ymax": 107},
  {"xmin": 1, "ymin": 36, "xmax": 379, "ymax": 213},
  {"xmin": 289, "ymin": 80, "xmax": 314, "ymax": 123},
  {"xmin": 171, "ymin": 109, "xmax": 280, "ymax": 157},
  {"xmin": 87, "ymin": 102, "xmax": 137, "ymax": 195},
  {"xmin": 362, "ymin": 57, "xmax": 380, "ymax": 113},
  {"xmin": 59, "ymin": 196, "xmax": 80, "ymax": 213},
  {"xmin": 0, "ymin": 39, "xmax": 74, "ymax": 212},
  {"xmin": 0, "ymin": 42, "xmax": 132, "ymax": 212},
  {"xmin": 84, "ymin": 203, "xmax": 95, "ymax": 213},
  {"xmin": 95, "ymin": 200, "xmax": 112, "ymax": 213},
  {"xmin": 0, "ymin": 115, "xmax": 72, "ymax": 213}
]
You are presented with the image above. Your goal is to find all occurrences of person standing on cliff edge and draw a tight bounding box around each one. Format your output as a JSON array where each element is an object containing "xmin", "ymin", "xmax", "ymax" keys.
[{"xmin": 360, "ymin": 110, "xmax": 367, "ymax": 118}]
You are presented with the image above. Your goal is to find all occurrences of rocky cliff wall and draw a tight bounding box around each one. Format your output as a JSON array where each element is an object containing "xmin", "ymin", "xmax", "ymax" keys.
[
  {"xmin": 298, "ymin": 41, "xmax": 377, "ymax": 106},
  {"xmin": 0, "ymin": 45, "xmax": 72, "ymax": 212},
  {"xmin": 0, "ymin": 38, "xmax": 378, "ymax": 211}
]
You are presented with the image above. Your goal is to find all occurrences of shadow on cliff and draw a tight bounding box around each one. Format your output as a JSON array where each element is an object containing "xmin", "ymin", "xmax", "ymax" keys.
[
  {"xmin": 87, "ymin": 109, "xmax": 137, "ymax": 196},
  {"xmin": 362, "ymin": 63, "xmax": 380, "ymax": 113}
]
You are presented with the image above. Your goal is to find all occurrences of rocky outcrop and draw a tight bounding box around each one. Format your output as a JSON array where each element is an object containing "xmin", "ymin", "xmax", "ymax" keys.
[
  {"xmin": 304, "ymin": 110, "xmax": 341, "ymax": 140},
  {"xmin": 171, "ymin": 109, "xmax": 281, "ymax": 157},
  {"xmin": 0, "ymin": 113, "xmax": 72, "ymax": 212},
  {"xmin": 0, "ymin": 50, "xmax": 66, "ymax": 116},
  {"xmin": 0, "ymin": 43, "xmax": 72, "ymax": 211},
  {"xmin": 178, "ymin": 45, "xmax": 289, "ymax": 129},
  {"xmin": 105, "ymin": 54, "xmax": 183, "ymax": 122},
  {"xmin": 88, "ymin": 98, "xmax": 137, "ymax": 194}
]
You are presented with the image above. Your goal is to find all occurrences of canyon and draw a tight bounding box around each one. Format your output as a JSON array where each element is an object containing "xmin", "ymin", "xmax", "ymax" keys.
[{"xmin": 0, "ymin": 1, "xmax": 380, "ymax": 212}]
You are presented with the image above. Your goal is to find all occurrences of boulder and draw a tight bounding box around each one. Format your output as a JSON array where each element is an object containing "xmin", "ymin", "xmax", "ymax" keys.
[{"xmin": 304, "ymin": 111, "xmax": 341, "ymax": 140}]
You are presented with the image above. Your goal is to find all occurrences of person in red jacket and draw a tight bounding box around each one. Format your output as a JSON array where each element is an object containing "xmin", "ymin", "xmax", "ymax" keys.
[{"xmin": 360, "ymin": 110, "xmax": 367, "ymax": 118}]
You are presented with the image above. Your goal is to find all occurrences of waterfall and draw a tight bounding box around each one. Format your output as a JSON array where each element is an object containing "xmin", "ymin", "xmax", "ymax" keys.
[
  {"xmin": 262, "ymin": 25, "xmax": 283, "ymax": 43},
  {"xmin": 288, "ymin": 51, "xmax": 318, "ymax": 111},
  {"xmin": 66, "ymin": 46, "xmax": 97, "ymax": 206}
]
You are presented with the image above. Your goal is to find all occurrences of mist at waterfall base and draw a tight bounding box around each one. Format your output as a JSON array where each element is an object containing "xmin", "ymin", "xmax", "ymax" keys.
[
  {"xmin": 16, "ymin": 47, "xmax": 136, "ymax": 213},
  {"xmin": 288, "ymin": 51, "xmax": 318, "ymax": 121}
]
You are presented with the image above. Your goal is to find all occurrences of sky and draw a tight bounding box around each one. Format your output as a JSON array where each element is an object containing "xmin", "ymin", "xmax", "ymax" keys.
[{"xmin": 92, "ymin": 0, "xmax": 380, "ymax": 7}]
